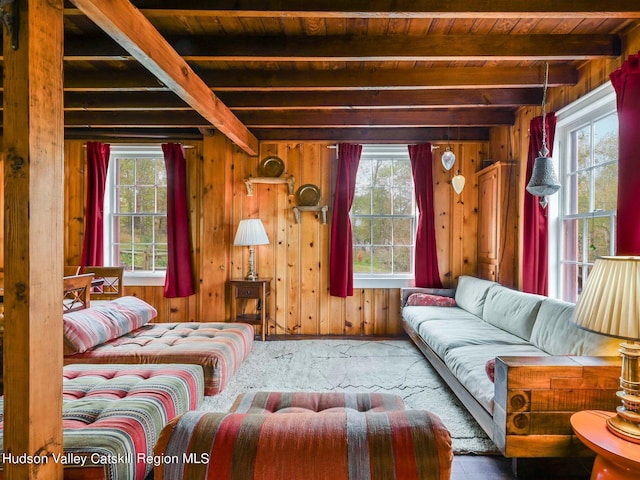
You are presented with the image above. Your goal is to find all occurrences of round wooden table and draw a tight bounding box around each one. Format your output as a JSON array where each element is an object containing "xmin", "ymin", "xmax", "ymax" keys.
[{"xmin": 571, "ymin": 410, "xmax": 640, "ymax": 480}]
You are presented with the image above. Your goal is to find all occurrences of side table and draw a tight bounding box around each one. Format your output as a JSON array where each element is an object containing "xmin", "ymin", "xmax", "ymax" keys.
[
  {"xmin": 228, "ymin": 278, "xmax": 271, "ymax": 341},
  {"xmin": 571, "ymin": 410, "xmax": 640, "ymax": 479}
]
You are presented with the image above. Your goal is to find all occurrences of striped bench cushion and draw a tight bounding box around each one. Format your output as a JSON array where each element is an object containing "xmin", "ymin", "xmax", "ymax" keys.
[
  {"xmin": 154, "ymin": 410, "xmax": 453, "ymax": 480},
  {"xmin": 64, "ymin": 322, "xmax": 254, "ymax": 395},
  {"xmin": 1, "ymin": 364, "xmax": 204, "ymax": 480},
  {"xmin": 230, "ymin": 391, "xmax": 406, "ymax": 414},
  {"xmin": 63, "ymin": 296, "xmax": 157, "ymax": 355}
]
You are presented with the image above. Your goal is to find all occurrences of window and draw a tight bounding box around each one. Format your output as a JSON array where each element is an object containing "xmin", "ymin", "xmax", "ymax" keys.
[
  {"xmin": 554, "ymin": 83, "xmax": 618, "ymax": 302},
  {"xmin": 104, "ymin": 145, "xmax": 168, "ymax": 280},
  {"xmin": 351, "ymin": 145, "xmax": 416, "ymax": 286}
]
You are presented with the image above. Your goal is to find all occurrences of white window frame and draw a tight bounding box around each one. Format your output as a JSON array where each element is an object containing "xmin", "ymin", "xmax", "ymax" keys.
[
  {"xmin": 550, "ymin": 82, "xmax": 617, "ymax": 300},
  {"xmin": 104, "ymin": 144, "xmax": 167, "ymax": 286},
  {"xmin": 352, "ymin": 144, "xmax": 417, "ymax": 289}
]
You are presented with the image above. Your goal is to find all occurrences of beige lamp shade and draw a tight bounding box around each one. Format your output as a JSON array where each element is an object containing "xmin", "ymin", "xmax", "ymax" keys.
[
  {"xmin": 233, "ymin": 219, "xmax": 269, "ymax": 246},
  {"xmin": 573, "ymin": 256, "xmax": 640, "ymax": 340},
  {"xmin": 451, "ymin": 171, "xmax": 465, "ymax": 195}
]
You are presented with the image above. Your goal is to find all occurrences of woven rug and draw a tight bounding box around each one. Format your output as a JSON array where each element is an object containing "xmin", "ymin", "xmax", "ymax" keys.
[{"xmin": 199, "ymin": 338, "xmax": 499, "ymax": 455}]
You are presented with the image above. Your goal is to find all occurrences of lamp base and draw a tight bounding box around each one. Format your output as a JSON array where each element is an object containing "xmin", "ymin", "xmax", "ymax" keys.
[
  {"xmin": 245, "ymin": 245, "xmax": 259, "ymax": 281},
  {"xmin": 607, "ymin": 408, "xmax": 640, "ymax": 443},
  {"xmin": 607, "ymin": 341, "xmax": 640, "ymax": 443},
  {"xmin": 245, "ymin": 271, "xmax": 259, "ymax": 281}
]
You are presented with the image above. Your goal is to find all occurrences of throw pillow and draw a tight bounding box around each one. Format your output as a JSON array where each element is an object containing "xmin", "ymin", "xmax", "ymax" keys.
[
  {"xmin": 485, "ymin": 358, "xmax": 496, "ymax": 383},
  {"xmin": 406, "ymin": 293, "xmax": 456, "ymax": 307}
]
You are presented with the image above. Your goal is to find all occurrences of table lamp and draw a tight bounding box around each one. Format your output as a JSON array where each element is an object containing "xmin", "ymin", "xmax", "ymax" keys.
[
  {"xmin": 572, "ymin": 256, "xmax": 640, "ymax": 443},
  {"xmin": 233, "ymin": 219, "xmax": 269, "ymax": 281}
]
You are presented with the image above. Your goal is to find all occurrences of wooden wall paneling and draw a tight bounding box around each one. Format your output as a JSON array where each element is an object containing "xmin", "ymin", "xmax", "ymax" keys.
[
  {"xmin": 432, "ymin": 143, "xmax": 453, "ymax": 287},
  {"xmin": 345, "ymin": 291, "xmax": 362, "ymax": 335},
  {"xmin": 460, "ymin": 143, "xmax": 482, "ymax": 279},
  {"xmin": 64, "ymin": 140, "xmax": 86, "ymax": 267},
  {"xmin": 201, "ymin": 135, "xmax": 234, "ymax": 323},
  {"xmin": 317, "ymin": 144, "xmax": 336, "ymax": 335}
]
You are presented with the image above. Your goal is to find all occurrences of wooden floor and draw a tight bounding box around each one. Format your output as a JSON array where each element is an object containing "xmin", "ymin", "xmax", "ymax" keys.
[{"xmin": 452, "ymin": 455, "xmax": 593, "ymax": 480}]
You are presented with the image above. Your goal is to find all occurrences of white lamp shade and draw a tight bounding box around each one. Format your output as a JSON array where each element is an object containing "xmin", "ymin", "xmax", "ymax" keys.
[
  {"xmin": 233, "ymin": 219, "xmax": 270, "ymax": 246},
  {"xmin": 452, "ymin": 172, "xmax": 465, "ymax": 194},
  {"xmin": 573, "ymin": 256, "xmax": 640, "ymax": 340}
]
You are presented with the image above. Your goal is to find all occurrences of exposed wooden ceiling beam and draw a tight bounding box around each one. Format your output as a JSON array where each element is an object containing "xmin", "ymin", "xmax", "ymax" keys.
[
  {"xmin": 237, "ymin": 109, "xmax": 516, "ymax": 127},
  {"xmin": 254, "ymin": 127, "xmax": 491, "ymax": 143},
  {"xmin": 63, "ymin": 1, "xmax": 640, "ymax": 19},
  {"xmin": 48, "ymin": 89, "xmax": 541, "ymax": 111},
  {"xmin": 39, "ymin": 108, "xmax": 515, "ymax": 128},
  {"xmin": 69, "ymin": 0, "xmax": 258, "ymax": 156},
  {"xmin": 59, "ymin": 33, "xmax": 620, "ymax": 62},
  {"xmin": 58, "ymin": 65, "xmax": 577, "ymax": 92}
]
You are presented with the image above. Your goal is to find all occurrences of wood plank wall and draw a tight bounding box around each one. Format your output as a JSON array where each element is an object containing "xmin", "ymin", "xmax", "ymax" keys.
[{"xmin": 62, "ymin": 137, "xmax": 487, "ymax": 335}]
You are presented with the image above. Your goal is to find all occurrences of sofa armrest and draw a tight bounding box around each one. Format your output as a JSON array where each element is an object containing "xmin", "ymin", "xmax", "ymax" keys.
[
  {"xmin": 400, "ymin": 287, "xmax": 455, "ymax": 307},
  {"xmin": 492, "ymin": 355, "xmax": 621, "ymax": 457}
]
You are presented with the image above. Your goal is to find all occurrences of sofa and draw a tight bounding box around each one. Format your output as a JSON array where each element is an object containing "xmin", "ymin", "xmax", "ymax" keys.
[
  {"xmin": 401, "ymin": 275, "xmax": 622, "ymax": 459},
  {"xmin": 154, "ymin": 391, "xmax": 453, "ymax": 480},
  {"xmin": 0, "ymin": 363, "xmax": 204, "ymax": 480},
  {"xmin": 61, "ymin": 296, "xmax": 254, "ymax": 395}
]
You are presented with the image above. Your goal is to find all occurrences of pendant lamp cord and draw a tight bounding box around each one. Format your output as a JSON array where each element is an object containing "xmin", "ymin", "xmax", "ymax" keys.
[{"xmin": 540, "ymin": 62, "xmax": 549, "ymax": 157}]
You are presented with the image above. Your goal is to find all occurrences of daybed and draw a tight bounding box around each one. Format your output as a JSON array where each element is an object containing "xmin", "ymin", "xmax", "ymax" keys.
[
  {"xmin": 154, "ymin": 391, "xmax": 453, "ymax": 480},
  {"xmin": 0, "ymin": 363, "xmax": 204, "ymax": 480},
  {"xmin": 62, "ymin": 296, "xmax": 254, "ymax": 395},
  {"xmin": 401, "ymin": 275, "xmax": 622, "ymax": 459}
]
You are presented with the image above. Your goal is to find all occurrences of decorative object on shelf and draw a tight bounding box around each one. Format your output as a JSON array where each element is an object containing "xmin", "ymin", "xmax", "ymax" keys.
[
  {"xmin": 572, "ymin": 256, "xmax": 640, "ymax": 443},
  {"xmin": 452, "ymin": 169, "xmax": 465, "ymax": 194},
  {"xmin": 296, "ymin": 183, "xmax": 321, "ymax": 206},
  {"xmin": 243, "ymin": 176, "xmax": 295, "ymax": 196},
  {"xmin": 258, "ymin": 155, "xmax": 285, "ymax": 177},
  {"xmin": 293, "ymin": 205, "xmax": 329, "ymax": 224},
  {"xmin": 526, "ymin": 62, "xmax": 560, "ymax": 208},
  {"xmin": 233, "ymin": 219, "xmax": 270, "ymax": 281}
]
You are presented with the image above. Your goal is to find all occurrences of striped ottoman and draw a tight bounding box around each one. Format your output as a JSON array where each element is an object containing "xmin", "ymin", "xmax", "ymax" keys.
[
  {"xmin": 154, "ymin": 392, "xmax": 453, "ymax": 480},
  {"xmin": 1, "ymin": 364, "xmax": 204, "ymax": 480}
]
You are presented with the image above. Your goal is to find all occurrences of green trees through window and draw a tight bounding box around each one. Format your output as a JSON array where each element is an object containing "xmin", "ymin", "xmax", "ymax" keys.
[{"xmin": 351, "ymin": 145, "xmax": 416, "ymax": 276}]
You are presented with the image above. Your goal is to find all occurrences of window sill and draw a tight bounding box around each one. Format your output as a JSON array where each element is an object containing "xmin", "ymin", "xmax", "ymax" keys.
[
  {"xmin": 123, "ymin": 272, "xmax": 166, "ymax": 287},
  {"xmin": 353, "ymin": 277, "xmax": 415, "ymax": 289}
]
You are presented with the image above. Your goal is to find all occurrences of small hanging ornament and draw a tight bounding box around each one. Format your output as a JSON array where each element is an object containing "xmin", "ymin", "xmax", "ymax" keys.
[
  {"xmin": 452, "ymin": 170, "xmax": 466, "ymax": 194},
  {"xmin": 441, "ymin": 146, "xmax": 456, "ymax": 170}
]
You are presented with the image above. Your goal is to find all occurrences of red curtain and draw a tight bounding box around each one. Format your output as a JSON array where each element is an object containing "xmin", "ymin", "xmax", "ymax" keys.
[
  {"xmin": 162, "ymin": 143, "xmax": 195, "ymax": 298},
  {"xmin": 408, "ymin": 144, "xmax": 442, "ymax": 288},
  {"xmin": 610, "ymin": 53, "xmax": 640, "ymax": 255},
  {"xmin": 522, "ymin": 113, "xmax": 556, "ymax": 295},
  {"xmin": 80, "ymin": 141, "xmax": 110, "ymax": 267},
  {"xmin": 329, "ymin": 144, "xmax": 362, "ymax": 297}
]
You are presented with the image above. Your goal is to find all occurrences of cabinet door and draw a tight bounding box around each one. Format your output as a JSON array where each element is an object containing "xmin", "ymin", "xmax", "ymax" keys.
[{"xmin": 477, "ymin": 170, "xmax": 500, "ymax": 262}]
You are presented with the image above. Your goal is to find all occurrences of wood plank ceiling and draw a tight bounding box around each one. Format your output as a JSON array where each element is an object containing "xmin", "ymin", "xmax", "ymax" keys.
[{"xmin": 5, "ymin": 1, "xmax": 640, "ymax": 148}]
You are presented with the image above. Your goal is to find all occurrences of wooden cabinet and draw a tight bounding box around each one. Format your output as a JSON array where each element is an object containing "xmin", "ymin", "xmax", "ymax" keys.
[
  {"xmin": 476, "ymin": 162, "xmax": 516, "ymax": 287},
  {"xmin": 228, "ymin": 278, "xmax": 271, "ymax": 341}
]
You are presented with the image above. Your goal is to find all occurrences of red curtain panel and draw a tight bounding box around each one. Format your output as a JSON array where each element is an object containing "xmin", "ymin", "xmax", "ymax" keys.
[
  {"xmin": 408, "ymin": 143, "xmax": 443, "ymax": 288},
  {"xmin": 162, "ymin": 143, "xmax": 195, "ymax": 298},
  {"xmin": 522, "ymin": 113, "xmax": 556, "ymax": 295},
  {"xmin": 610, "ymin": 53, "xmax": 640, "ymax": 255},
  {"xmin": 329, "ymin": 144, "xmax": 362, "ymax": 297},
  {"xmin": 80, "ymin": 141, "xmax": 110, "ymax": 267}
]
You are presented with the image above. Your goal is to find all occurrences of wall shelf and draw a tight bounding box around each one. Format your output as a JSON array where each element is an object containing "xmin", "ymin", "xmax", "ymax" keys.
[
  {"xmin": 293, "ymin": 205, "xmax": 328, "ymax": 224},
  {"xmin": 244, "ymin": 176, "xmax": 295, "ymax": 196}
]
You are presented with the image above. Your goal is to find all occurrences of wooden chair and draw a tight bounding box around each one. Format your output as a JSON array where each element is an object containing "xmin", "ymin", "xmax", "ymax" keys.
[
  {"xmin": 64, "ymin": 266, "xmax": 81, "ymax": 276},
  {"xmin": 63, "ymin": 274, "xmax": 94, "ymax": 312},
  {"xmin": 81, "ymin": 266, "xmax": 124, "ymax": 300}
]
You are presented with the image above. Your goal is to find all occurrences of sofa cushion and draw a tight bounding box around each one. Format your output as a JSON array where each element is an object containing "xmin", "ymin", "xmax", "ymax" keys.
[
  {"xmin": 444, "ymin": 344, "xmax": 550, "ymax": 414},
  {"xmin": 63, "ymin": 296, "xmax": 158, "ymax": 355},
  {"xmin": 453, "ymin": 276, "xmax": 497, "ymax": 318},
  {"xmin": 407, "ymin": 293, "xmax": 457, "ymax": 307},
  {"xmin": 403, "ymin": 306, "xmax": 481, "ymax": 332},
  {"xmin": 482, "ymin": 285, "xmax": 544, "ymax": 341},
  {"xmin": 530, "ymin": 298, "xmax": 621, "ymax": 356},
  {"xmin": 418, "ymin": 318, "xmax": 529, "ymax": 359}
]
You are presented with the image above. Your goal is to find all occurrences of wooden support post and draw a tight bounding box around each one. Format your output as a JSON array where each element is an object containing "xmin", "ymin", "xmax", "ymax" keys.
[{"xmin": 3, "ymin": 0, "xmax": 65, "ymax": 478}]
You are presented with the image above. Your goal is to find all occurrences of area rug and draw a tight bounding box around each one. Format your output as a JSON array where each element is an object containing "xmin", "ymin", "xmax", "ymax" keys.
[{"xmin": 199, "ymin": 338, "xmax": 499, "ymax": 454}]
